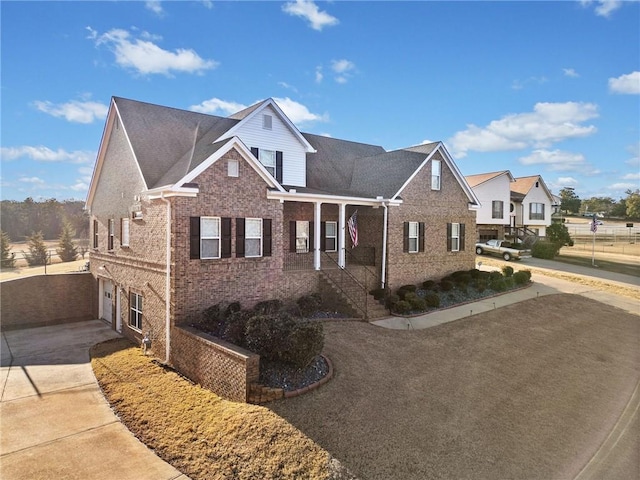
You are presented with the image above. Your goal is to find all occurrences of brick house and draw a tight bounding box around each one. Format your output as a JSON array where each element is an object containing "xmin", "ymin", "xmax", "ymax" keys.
[
  {"xmin": 86, "ymin": 97, "xmax": 479, "ymax": 361},
  {"xmin": 466, "ymin": 170, "xmax": 554, "ymax": 245}
]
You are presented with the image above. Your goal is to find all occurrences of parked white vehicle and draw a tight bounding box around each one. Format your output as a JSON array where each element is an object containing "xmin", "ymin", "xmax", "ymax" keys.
[{"xmin": 475, "ymin": 239, "xmax": 531, "ymax": 261}]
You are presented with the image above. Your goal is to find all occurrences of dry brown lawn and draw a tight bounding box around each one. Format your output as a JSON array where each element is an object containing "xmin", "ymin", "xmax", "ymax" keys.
[{"xmin": 90, "ymin": 339, "xmax": 352, "ymax": 480}]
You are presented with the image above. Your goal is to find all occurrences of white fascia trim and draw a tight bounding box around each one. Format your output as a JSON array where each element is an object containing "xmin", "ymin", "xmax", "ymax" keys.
[
  {"xmin": 267, "ymin": 190, "xmax": 402, "ymax": 207},
  {"xmin": 174, "ymin": 137, "xmax": 285, "ymax": 192},
  {"xmin": 215, "ymin": 99, "xmax": 316, "ymax": 153},
  {"xmin": 145, "ymin": 186, "xmax": 199, "ymax": 199}
]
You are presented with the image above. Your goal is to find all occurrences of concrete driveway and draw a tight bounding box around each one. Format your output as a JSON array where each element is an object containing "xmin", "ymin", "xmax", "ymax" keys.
[{"xmin": 0, "ymin": 320, "xmax": 189, "ymax": 480}]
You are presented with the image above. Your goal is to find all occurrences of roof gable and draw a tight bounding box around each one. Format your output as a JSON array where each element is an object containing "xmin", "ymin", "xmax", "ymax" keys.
[
  {"xmin": 218, "ymin": 98, "xmax": 315, "ymax": 153},
  {"xmin": 511, "ymin": 175, "xmax": 553, "ymax": 201},
  {"xmin": 465, "ymin": 170, "xmax": 514, "ymax": 188}
]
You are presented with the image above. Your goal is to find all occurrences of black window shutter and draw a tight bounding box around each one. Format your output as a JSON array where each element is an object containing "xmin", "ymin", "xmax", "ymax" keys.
[
  {"xmin": 251, "ymin": 147, "xmax": 259, "ymax": 159},
  {"xmin": 236, "ymin": 218, "xmax": 245, "ymax": 258},
  {"xmin": 419, "ymin": 222, "xmax": 425, "ymax": 252},
  {"xmin": 190, "ymin": 217, "xmax": 201, "ymax": 259},
  {"xmin": 309, "ymin": 221, "xmax": 314, "ymax": 251},
  {"xmin": 263, "ymin": 219, "xmax": 272, "ymax": 257},
  {"xmin": 320, "ymin": 221, "xmax": 326, "ymax": 252},
  {"xmin": 403, "ymin": 222, "xmax": 409, "ymax": 253},
  {"xmin": 276, "ymin": 151, "xmax": 283, "ymax": 183},
  {"xmin": 460, "ymin": 223, "xmax": 466, "ymax": 251},
  {"xmin": 289, "ymin": 221, "xmax": 297, "ymax": 252},
  {"xmin": 446, "ymin": 223, "xmax": 452, "ymax": 252},
  {"xmin": 221, "ymin": 218, "xmax": 232, "ymax": 258}
]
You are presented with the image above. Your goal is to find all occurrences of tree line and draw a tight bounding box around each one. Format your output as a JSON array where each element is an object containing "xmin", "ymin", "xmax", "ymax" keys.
[
  {"xmin": 558, "ymin": 188, "xmax": 640, "ymax": 219},
  {"xmin": 0, "ymin": 198, "xmax": 88, "ymax": 242}
]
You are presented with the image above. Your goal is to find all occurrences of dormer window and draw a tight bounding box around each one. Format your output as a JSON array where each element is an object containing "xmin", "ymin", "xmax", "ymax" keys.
[{"xmin": 262, "ymin": 114, "xmax": 272, "ymax": 130}]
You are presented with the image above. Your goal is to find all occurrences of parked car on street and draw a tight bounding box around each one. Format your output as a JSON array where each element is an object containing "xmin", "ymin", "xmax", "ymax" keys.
[{"xmin": 475, "ymin": 239, "xmax": 531, "ymax": 261}]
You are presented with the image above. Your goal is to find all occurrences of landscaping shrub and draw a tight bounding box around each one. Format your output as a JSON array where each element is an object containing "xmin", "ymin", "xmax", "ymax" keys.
[
  {"xmin": 489, "ymin": 271, "xmax": 503, "ymax": 281},
  {"xmin": 369, "ymin": 287, "xmax": 389, "ymax": 301},
  {"xmin": 393, "ymin": 300, "xmax": 412, "ymax": 314},
  {"xmin": 455, "ymin": 273, "xmax": 472, "ymax": 286},
  {"xmin": 513, "ymin": 270, "xmax": 532, "ymax": 285},
  {"xmin": 424, "ymin": 292, "xmax": 440, "ymax": 308},
  {"xmin": 408, "ymin": 295, "xmax": 427, "ymax": 312},
  {"xmin": 244, "ymin": 313, "xmax": 324, "ymax": 368},
  {"xmin": 503, "ymin": 277, "xmax": 515, "ymax": 289},
  {"xmin": 439, "ymin": 280, "xmax": 454, "ymax": 291},
  {"xmin": 532, "ymin": 241, "xmax": 560, "ymax": 259},
  {"xmin": 501, "ymin": 265, "xmax": 514, "ymax": 277},
  {"xmin": 397, "ymin": 284, "xmax": 417, "ymax": 299},
  {"xmin": 252, "ymin": 299, "xmax": 283, "ymax": 315},
  {"xmin": 386, "ymin": 293, "xmax": 400, "ymax": 309},
  {"xmin": 474, "ymin": 280, "xmax": 487, "ymax": 293},
  {"xmin": 222, "ymin": 311, "xmax": 250, "ymax": 347},
  {"xmin": 490, "ymin": 279, "xmax": 507, "ymax": 292},
  {"xmin": 421, "ymin": 280, "xmax": 436, "ymax": 290},
  {"xmin": 468, "ymin": 268, "xmax": 481, "ymax": 279},
  {"xmin": 296, "ymin": 293, "xmax": 321, "ymax": 317},
  {"xmin": 225, "ymin": 302, "xmax": 242, "ymax": 317}
]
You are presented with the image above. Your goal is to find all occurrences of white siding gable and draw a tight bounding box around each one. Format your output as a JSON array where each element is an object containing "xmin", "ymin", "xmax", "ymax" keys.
[
  {"xmin": 228, "ymin": 105, "xmax": 307, "ymax": 187},
  {"xmin": 473, "ymin": 174, "xmax": 512, "ymax": 226},
  {"xmin": 523, "ymin": 180, "xmax": 552, "ymax": 228}
]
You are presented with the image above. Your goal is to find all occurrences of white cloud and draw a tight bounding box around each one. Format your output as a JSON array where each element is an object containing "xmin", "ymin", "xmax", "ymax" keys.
[
  {"xmin": 448, "ymin": 102, "xmax": 599, "ymax": 158},
  {"xmin": 0, "ymin": 146, "xmax": 94, "ymax": 164},
  {"xmin": 33, "ymin": 99, "xmax": 108, "ymax": 124},
  {"xmin": 19, "ymin": 177, "xmax": 45, "ymax": 184},
  {"xmin": 145, "ymin": 1, "xmax": 164, "ymax": 16},
  {"xmin": 519, "ymin": 149, "xmax": 589, "ymax": 171},
  {"xmin": 331, "ymin": 59, "xmax": 356, "ymax": 83},
  {"xmin": 201, "ymin": 1, "xmax": 213, "ymax": 9},
  {"xmin": 608, "ymin": 182, "xmax": 637, "ymax": 190},
  {"xmin": 511, "ymin": 76, "xmax": 548, "ymax": 90},
  {"xmin": 557, "ymin": 177, "xmax": 579, "ymax": 186},
  {"xmin": 608, "ymin": 71, "xmax": 640, "ymax": 94},
  {"xmin": 563, "ymin": 68, "xmax": 580, "ymax": 78},
  {"xmin": 622, "ymin": 173, "xmax": 640, "ymax": 180},
  {"xmin": 315, "ymin": 66, "xmax": 323, "ymax": 83},
  {"xmin": 90, "ymin": 27, "xmax": 218, "ymax": 76},
  {"xmin": 189, "ymin": 98, "xmax": 247, "ymax": 115},
  {"xmin": 272, "ymin": 97, "xmax": 329, "ymax": 124},
  {"xmin": 580, "ymin": 0, "xmax": 624, "ymax": 17},
  {"xmin": 282, "ymin": 0, "xmax": 339, "ymax": 31}
]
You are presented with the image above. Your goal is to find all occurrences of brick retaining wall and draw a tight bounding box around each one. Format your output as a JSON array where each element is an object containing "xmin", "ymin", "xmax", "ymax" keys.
[
  {"xmin": 171, "ymin": 325, "xmax": 260, "ymax": 403},
  {"xmin": 1, "ymin": 273, "xmax": 95, "ymax": 330}
]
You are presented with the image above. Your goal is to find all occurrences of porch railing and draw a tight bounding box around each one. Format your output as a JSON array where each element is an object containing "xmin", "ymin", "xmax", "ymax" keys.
[{"xmin": 320, "ymin": 252, "xmax": 368, "ymax": 317}]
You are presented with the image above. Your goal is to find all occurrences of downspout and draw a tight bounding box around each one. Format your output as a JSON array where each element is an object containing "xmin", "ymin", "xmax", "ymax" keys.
[
  {"xmin": 160, "ymin": 194, "xmax": 171, "ymax": 364},
  {"xmin": 381, "ymin": 202, "xmax": 388, "ymax": 289}
]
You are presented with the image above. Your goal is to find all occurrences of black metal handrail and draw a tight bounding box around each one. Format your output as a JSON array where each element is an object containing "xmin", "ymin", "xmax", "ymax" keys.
[{"xmin": 320, "ymin": 252, "xmax": 368, "ymax": 317}]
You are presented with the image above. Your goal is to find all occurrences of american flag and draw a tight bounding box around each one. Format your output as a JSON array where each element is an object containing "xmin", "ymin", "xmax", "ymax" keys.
[
  {"xmin": 347, "ymin": 210, "xmax": 358, "ymax": 247},
  {"xmin": 590, "ymin": 215, "xmax": 598, "ymax": 233}
]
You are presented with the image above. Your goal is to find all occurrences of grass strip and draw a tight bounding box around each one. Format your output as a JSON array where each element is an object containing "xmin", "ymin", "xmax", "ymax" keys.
[{"xmin": 91, "ymin": 338, "xmax": 334, "ymax": 480}]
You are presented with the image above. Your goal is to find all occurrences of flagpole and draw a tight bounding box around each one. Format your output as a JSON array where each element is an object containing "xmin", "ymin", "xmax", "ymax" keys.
[{"xmin": 591, "ymin": 214, "xmax": 596, "ymax": 267}]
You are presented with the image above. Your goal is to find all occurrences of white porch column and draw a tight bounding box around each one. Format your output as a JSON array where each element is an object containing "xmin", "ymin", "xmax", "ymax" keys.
[
  {"xmin": 314, "ymin": 201, "xmax": 322, "ymax": 270},
  {"xmin": 338, "ymin": 203, "xmax": 346, "ymax": 268}
]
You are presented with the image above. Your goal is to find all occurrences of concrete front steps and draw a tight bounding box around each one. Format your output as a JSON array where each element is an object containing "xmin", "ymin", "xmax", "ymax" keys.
[{"xmin": 319, "ymin": 269, "xmax": 389, "ymax": 320}]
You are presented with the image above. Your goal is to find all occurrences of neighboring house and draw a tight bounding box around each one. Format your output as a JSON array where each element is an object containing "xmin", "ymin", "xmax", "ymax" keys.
[
  {"xmin": 86, "ymin": 97, "xmax": 479, "ymax": 360},
  {"xmin": 465, "ymin": 170, "xmax": 515, "ymax": 242},
  {"xmin": 510, "ymin": 175, "xmax": 554, "ymax": 239}
]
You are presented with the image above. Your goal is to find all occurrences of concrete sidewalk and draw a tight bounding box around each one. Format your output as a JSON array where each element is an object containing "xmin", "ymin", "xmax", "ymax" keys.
[
  {"xmin": 372, "ymin": 265, "xmax": 639, "ymax": 330},
  {"xmin": 0, "ymin": 320, "xmax": 189, "ymax": 480}
]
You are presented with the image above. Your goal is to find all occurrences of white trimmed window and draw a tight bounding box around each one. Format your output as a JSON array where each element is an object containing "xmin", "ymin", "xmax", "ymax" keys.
[
  {"xmin": 450, "ymin": 223, "xmax": 460, "ymax": 252},
  {"xmin": 121, "ymin": 218, "xmax": 130, "ymax": 247},
  {"xmin": 431, "ymin": 159, "xmax": 441, "ymax": 190},
  {"xmin": 530, "ymin": 203, "xmax": 545, "ymax": 220},
  {"xmin": 129, "ymin": 292, "xmax": 142, "ymax": 331},
  {"xmin": 259, "ymin": 149, "xmax": 276, "ymax": 177},
  {"xmin": 245, "ymin": 218, "xmax": 262, "ymax": 257},
  {"xmin": 201, "ymin": 217, "xmax": 221, "ymax": 259},
  {"xmin": 227, "ymin": 159, "xmax": 239, "ymax": 177},
  {"xmin": 492, "ymin": 201, "xmax": 504, "ymax": 219},
  {"xmin": 325, "ymin": 221, "xmax": 337, "ymax": 252},
  {"xmin": 408, "ymin": 221, "xmax": 419, "ymax": 253}
]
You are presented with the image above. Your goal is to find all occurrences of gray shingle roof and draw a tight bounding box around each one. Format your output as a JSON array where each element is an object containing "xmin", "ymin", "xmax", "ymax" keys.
[{"xmin": 114, "ymin": 97, "xmax": 238, "ymax": 189}]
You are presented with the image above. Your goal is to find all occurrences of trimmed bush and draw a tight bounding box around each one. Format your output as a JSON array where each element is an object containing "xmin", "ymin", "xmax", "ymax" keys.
[
  {"xmin": 369, "ymin": 288, "xmax": 389, "ymax": 301},
  {"xmin": 296, "ymin": 293, "xmax": 321, "ymax": 317},
  {"xmin": 421, "ymin": 280, "xmax": 437, "ymax": 290},
  {"xmin": 532, "ymin": 241, "xmax": 560, "ymax": 259},
  {"xmin": 424, "ymin": 292, "xmax": 440, "ymax": 308},
  {"xmin": 252, "ymin": 299, "xmax": 283, "ymax": 315},
  {"xmin": 244, "ymin": 313, "xmax": 324, "ymax": 368},
  {"xmin": 513, "ymin": 270, "xmax": 532, "ymax": 285},
  {"xmin": 501, "ymin": 265, "xmax": 514, "ymax": 277},
  {"xmin": 474, "ymin": 280, "xmax": 487, "ymax": 293},
  {"xmin": 386, "ymin": 293, "xmax": 400, "ymax": 309},
  {"xmin": 393, "ymin": 300, "xmax": 412, "ymax": 314},
  {"xmin": 489, "ymin": 271, "xmax": 503, "ymax": 281},
  {"xmin": 503, "ymin": 277, "xmax": 515, "ymax": 289},
  {"xmin": 455, "ymin": 273, "xmax": 472, "ymax": 286},
  {"xmin": 439, "ymin": 280, "xmax": 454, "ymax": 291},
  {"xmin": 408, "ymin": 295, "xmax": 427, "ymax": 312},
  {"xmin": 397, "ymin": 284, "xmax": 417, "ymax": 299},
  {"xmin": 469, "ymin": 268, "xmax": 481, "ymax": 279},
  {"xmin": 222, "ymin": 311, "xmax": 250, "ymax": 347},
  {"xmin": 490, "ymin": 279, "xmax": 507, "ymax": 292}
]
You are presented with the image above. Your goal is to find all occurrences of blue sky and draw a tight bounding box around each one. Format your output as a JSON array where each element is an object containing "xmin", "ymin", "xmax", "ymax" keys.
[{"xmin": 1, "ymin": 0, "xmax": 639, "ymax": 202}]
